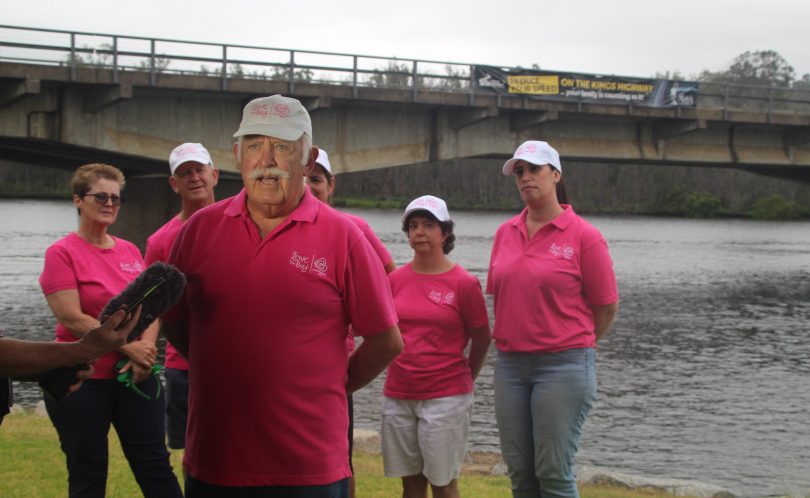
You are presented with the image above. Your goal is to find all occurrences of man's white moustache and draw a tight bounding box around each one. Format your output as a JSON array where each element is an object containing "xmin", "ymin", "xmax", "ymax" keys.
[{"xmin": 249, "ymin": 167, "xmax": 290, "ymax": 180}]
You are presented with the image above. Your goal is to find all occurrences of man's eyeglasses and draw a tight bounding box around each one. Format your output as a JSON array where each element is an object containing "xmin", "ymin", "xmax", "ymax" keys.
[{"xmin": 82, "ymin": 193, "xmax": 122, "ymax": 206}]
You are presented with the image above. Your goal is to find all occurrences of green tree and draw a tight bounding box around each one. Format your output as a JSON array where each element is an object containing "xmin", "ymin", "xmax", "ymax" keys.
[
  {"xmin": 368, "ymin": 61, "xmax": 413, "ymax": 89},
  {"xmin": 654, "ymin": 70, "xmax": 685, "ymax": 81},
  {"xmin": 137, "ymin": 54, "xmax": 171, "ymax": 73},
  {"xmin": 793, "ymin": 73, "xmax": 810, "ymax": 90},
  {"xmin": 749, "ymin": 195, "xmax": 806, "ymax": 220},
  {"xmin": 698, "ymin": 50, "xmax": 795, "ymax": 87},
  {"xmin": 64, "ymin": 43, "xmax": 114, "ymax": 68}
]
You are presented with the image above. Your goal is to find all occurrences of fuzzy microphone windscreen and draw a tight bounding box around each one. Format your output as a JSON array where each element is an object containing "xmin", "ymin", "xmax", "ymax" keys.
[{"xmin": 99, "ymin": 262, "xmax": 186, "ymax": 342}]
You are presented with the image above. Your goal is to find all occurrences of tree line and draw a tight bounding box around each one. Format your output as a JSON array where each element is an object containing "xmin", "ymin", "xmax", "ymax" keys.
[{"xmin": 655, "ymin": 49, "xmax": 809, "ymax": 89}]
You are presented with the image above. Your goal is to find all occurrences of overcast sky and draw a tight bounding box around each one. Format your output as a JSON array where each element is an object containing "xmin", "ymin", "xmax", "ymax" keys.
[{"xmin": 3, "ymin": 0, "xmax": 809, "ymax": 80}]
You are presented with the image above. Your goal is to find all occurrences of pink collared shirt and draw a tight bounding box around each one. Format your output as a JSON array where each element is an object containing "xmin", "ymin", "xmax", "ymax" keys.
[
  {"xmin": 39, "ymin": 233, "xmax": 145, "ymax": 379},
  {"xmin": 487, "ymin": 205, "xmax": 618, "ymax": 353},
  {"xmin": 164, "ymin": 189, "xmax": 398, "ymax": 486},
  {"xmin": 340, "ymin": 211, "xmax": 393, "ymax": 353},
  {"xmin": 384, "ymin": 263, "xmax": 489, "ymax": 399},
  {"xmin": 144, "ymin": 215, "xmax": 188, "ymax": 370}
]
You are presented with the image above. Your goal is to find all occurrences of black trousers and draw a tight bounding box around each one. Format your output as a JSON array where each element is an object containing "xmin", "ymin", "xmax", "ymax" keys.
[
  {"xmin": 186, "ymin": 475, "xmax": 349, "ymax": 498},
  {"xmin": 44, "ymin": 377, "xmax": 182, "ymax": 498}
]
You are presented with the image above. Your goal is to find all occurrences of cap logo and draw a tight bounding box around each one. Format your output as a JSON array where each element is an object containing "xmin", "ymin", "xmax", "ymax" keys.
[
  {"xmin": 251, "ymin": 103, "xmax": 270, "ymax": 118},
  {"xmin": 413, "ymin": 198, "xmax": 439, "ymax": 208},
  {"xmin": 517, "ymin": 143, "xmax": 538, "ymax": 155},
  {"xmin": 176, "ymin": 145, "xmax": 196, "ymax": 158},
  {"xmin": 273, "ymin": 104, "xmax": 290, "ymax": 118},
  {"xmin": 249, "ymin": 103, "xmax": 292, "ymax": 120}
]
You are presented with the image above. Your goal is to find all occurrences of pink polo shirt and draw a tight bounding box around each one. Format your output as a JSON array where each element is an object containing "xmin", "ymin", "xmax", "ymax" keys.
[
  {"xmin": 163, "ymin": 189, "xmax": 398, "ymax": 487},
  {"xmin": 39, "ymin": 233, "xmax": 145, "ymax": 379},
  {"xmin": 340, "ymin": 211, "xmax": 393, "ymax": 353},
  {"xmin": 144, "ymin": 216, "xmax": 188, "ymax": 370},
  {"xmin": 384, "ymin": 263, "xmax": 489, "ymax": 400},
  {"xmin": 486, "ymin": 205, "xmax": 618, "ymax": 353},
  {"xmin": 341, "ymin": 211, "xmax": 393, "ymax": 269}
]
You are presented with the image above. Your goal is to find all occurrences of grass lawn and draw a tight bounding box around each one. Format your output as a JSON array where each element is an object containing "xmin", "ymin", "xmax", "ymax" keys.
[{"xmin": 1, "ymin": 412, "xmax": 701, "ymax": 498}]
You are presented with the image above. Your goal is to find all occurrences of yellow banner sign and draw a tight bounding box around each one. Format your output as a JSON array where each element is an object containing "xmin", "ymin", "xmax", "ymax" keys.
[{"xmin": 507, "ymin": 75, "xmax": 560, "ymax": 95}]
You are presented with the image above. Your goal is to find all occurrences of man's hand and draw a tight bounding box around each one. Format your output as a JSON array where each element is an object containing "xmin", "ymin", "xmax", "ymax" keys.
[
  {"xmin": 115, "ymin": 360, "xmax": 152, "ymax": 383},
  {"xmin": 347, "ymin": 326, "xmax": 402, "ymax": 394},
  {"xmin": 66, "ymin": 364, "xmax": 97, "ymax": 395},
  {"xmin": 77, "ymin": 307, "xmax": 143, "ymax": 361},
  {"xmin": 119, "ymin": 339, "xmax": 157, "ymax": 370}
]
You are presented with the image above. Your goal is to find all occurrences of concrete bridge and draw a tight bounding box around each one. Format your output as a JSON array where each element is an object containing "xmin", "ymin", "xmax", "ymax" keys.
[
  {"xmin": 2, "ymin": 25, "xmax": 810, "ymax": 182},
  {"xmin": 1, "ymin": 26, "xmax": 810, "ymax": 244}
]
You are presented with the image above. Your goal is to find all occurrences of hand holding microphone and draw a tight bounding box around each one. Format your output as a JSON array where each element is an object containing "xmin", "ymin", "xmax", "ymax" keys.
[
  {"xmin": 39, "ymin": 263, "xmax": 186, "ymax": 400},
  {"xmin": 98, "ymin": 262, "xmax": 187, "ymax": 343}
]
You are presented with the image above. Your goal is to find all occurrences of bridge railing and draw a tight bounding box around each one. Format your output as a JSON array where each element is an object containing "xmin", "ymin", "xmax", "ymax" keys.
[{"xmin": 2, "ymin": 24, "xmax": 810, "ymax": 116}]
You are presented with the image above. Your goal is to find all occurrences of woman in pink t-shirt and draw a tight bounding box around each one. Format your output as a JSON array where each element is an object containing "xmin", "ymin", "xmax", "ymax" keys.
[
  {"xmin": 382, "ymin": 195, "xmax": 491, "ymax": 498},
  {"xmin": 487, "ymin": 141, "xmax": 619, "ymax": 498},
  {"xmin": 39, "ymin": 163, "xmax": 181, "ymax": 498}
]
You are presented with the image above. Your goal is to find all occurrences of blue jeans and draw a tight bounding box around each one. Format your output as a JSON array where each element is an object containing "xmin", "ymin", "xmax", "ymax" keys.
[
  {"xmin": 164, "ymin": 367, "xmax": 189, "ymax": 450},
  {"xmin": 494, "ymin": 348, "xmax": 596, "ymax": 498},
  {"xmin": 44, "ymin": 377, "xmax": 181, "ymax": 498},
  {"xmin": 186, "ymin": 475, "xmax": 349, "ymax": 498}
]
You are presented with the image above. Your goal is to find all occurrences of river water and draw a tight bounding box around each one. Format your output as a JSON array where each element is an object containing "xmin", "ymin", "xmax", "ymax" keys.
[{"xmin": 2, "ymin": 198, "xmax": 809, "ymax": 497}]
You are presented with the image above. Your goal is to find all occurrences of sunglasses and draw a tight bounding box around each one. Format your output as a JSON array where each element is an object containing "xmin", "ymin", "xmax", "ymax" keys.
[{"xmin": 82, "ymin": 193, "xmax": 122, "ymax": 206}]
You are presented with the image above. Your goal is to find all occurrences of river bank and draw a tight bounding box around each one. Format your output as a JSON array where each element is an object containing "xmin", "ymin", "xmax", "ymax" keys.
[
  {"xmin": 2, "ymin": 408, "xmax": 736, "ymax": 498},
  {"xmin": 2, "ymin": 159, "xmax": 809, "ymax": 219}
]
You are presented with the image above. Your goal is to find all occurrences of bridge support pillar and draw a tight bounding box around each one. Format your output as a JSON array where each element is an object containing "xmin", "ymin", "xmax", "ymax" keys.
[{"xmin": 0, "ymin": 78, "xmax": 40, "ymax": 108}]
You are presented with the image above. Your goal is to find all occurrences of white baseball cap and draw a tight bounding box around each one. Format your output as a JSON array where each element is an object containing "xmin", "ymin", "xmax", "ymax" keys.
[
  {"xmin": 233, "ymin": 94, "xmax": 312, "ymax": 141},
  {"xmin": 502, "ymin": 140, "xmax": 562, "ymax": 175},
  {"xmin": 316, "ymin": 148, "xmax": 332, "ymax": 173},
  {"xmin": 169, "ymin": 143, "xmax": 213, "ymax": 175},
  {"xmin": 403, "ymin": 195, "xmax": 451, "ymax": 222}
]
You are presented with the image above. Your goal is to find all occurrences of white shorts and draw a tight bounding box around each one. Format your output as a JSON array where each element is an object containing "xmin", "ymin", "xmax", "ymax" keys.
[{"xmin": 381, "ymin": 393, "xmax": 474, "ymax": 486}]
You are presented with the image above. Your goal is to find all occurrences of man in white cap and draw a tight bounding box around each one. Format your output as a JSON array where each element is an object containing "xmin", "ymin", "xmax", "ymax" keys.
[
  {"xmin": 144, "ymin": 142, "xmax": 219, "ymax": 452},
  {"xmin": 306, "ymin": 147, "xmax": 396, "ymax": 498},
  {"xmin": 161, "ymin": 95, "xmax": 402, "ymax": 497}
]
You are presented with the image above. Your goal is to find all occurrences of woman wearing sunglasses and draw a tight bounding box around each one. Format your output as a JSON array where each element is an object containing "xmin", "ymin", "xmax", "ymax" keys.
[{"xmin": 38, "ymin": 163, "xmax": 181, "ymax": 498}]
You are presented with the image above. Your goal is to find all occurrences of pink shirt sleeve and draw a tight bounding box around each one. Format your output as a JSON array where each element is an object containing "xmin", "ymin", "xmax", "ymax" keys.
[
  {"xmin": 162, "ymin": 224, "xmax": 191, "ymax": 325},
  {"xmin": 360, "ymin": 223, "xmax": 393, "ymax": 268},
  {"xmin": 486, "ymin": 224, "xmax": 507, "ymax": 296},
  {"xmin": 143, "ymin": 237, "xmax": 161, "ymax": 266},
  {"xmin": 580, "ymin": 235, "xmax": 619, "ymax": 306},
  {"xmin": 342, "ymin": 236, "xmax": 398, "ymax": 337},
  {"xmin": 460, "ymin": 275, "xmax": 489, "ymax": 330},
  {"xmin": 40, "ymin": 244, "xmax": 78, "ymax": 295}
]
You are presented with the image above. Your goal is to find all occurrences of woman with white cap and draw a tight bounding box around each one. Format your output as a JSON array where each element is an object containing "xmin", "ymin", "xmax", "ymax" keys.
[
  {"xmin": 487, "ymin": 141, "xmax": 619, "ymax": 498},
  {"xmin": 382, "ymin": 195, "xmax": 491, "ymax": 498}
]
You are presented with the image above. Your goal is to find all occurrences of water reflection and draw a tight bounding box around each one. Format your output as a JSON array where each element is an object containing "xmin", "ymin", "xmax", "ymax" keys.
[{"xmin": 2, "ymin": 199, "xmax": 809, "ymax": 497}]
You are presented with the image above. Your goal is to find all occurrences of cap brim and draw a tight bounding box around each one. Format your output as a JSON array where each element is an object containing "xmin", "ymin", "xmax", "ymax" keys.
[
  {"xmin": 171, "ymin": 153, "xmax": 213, "ymax": 173},
  {"xmin": 502, "ymin": 155, "xmax": 561, "ymax": 175},
  {"xmin": 502, "ymin": 158, "xmax": 519, "ymax": 176},
  {"xmin": 402, "ymin": 207, "xmax": 450, "ymax": 223},
  {"xmin": 233, "ymin": 123, "xmax": 305, "ymax": 141}
]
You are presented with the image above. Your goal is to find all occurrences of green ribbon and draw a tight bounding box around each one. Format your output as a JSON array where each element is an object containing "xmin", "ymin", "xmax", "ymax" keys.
[{"xmin": 113, "ymin": 359, "xmax": 163, "ymax": 400}]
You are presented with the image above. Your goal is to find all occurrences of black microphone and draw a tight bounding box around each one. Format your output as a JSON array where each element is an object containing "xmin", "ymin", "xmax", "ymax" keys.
[
  {"xmin": 36, "ymin": 262, "xmax": 186, "ymax": 400},
  {"xmin": 98, "ymin": 262, "xmax": 187, "ymax": 342}
]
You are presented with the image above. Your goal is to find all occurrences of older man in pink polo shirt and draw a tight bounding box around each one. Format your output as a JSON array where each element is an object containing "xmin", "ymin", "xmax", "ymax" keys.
[{"xmin": 161, "ymin": 94, "xmax": 402, "ymax": 498}]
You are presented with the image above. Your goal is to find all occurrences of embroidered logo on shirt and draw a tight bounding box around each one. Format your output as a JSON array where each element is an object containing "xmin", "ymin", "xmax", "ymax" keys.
[
  {"xmin": 120, "ymin": 261, "xmax": 144, "ymax": 274},
  {"xmin": 549, "ymin": 243, "xmax": 575, "ymax": 260},
  {"xmin": 428, "ymin": 289, "xmax": 455, "ymax": 305},
  {"xmin": 289, "ymin": 251, "xmax": 328, "ymax": 277}
]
